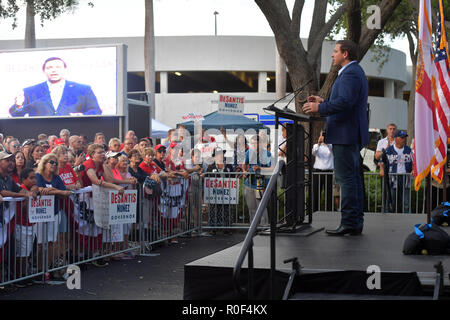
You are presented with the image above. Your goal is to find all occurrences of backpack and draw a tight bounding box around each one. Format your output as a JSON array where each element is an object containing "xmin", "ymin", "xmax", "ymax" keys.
[
  {"xmin": 431, "ymin": 202, "xmax": 450, "ymax": 226},
  {"xmin": 403, "ymin": 223, "xmax": 450, "ymax": 255}
]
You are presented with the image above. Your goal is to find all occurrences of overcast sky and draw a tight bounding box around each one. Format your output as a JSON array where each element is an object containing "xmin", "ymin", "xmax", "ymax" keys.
[{"xmin": 0, "ymin": 0, "xmax": 411, "ymax": 65}]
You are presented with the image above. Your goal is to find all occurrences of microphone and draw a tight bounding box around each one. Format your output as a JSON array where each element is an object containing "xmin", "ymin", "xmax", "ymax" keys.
[
  {"xmin": 263, "ymin": 78, "xmax": 313, "ymax": 113},
  {"xmin": 283, "ymin": 78, "xmax": 313, "ymax": 113}
]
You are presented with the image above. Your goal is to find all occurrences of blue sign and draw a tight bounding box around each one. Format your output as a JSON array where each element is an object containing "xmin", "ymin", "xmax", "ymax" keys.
[{"xmin": 259, "ymin": 115, "xmax": 294, "ymax": 126}]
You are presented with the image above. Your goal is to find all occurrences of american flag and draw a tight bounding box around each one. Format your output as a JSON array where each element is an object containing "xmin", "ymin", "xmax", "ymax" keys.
[{"xmin": 431, "ymin": 0, "xmax": 450, "ymax": 183}]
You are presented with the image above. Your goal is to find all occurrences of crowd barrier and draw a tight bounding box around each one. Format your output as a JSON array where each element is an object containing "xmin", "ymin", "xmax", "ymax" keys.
[
  {"xmin": 2, "ymin": 169, "xmax": 434, "ymax": 287},
  {"xmin": 0, "ymin": 175, "xmax": 199, "ymax": 287},
  {"xmin": 311, "ymin": 171, "xmax": 438, "ymax": 214}
]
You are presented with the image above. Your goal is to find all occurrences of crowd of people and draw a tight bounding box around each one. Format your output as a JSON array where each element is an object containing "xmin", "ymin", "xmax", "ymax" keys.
[{"xmin": 0, "ymin": 125, "xmax": 275, "ymax": 289}]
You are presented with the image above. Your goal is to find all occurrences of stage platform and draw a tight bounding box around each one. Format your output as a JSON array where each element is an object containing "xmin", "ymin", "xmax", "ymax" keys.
[{"xmin": 184, "ymin": 212, "xmax": 450, "ymax": 300}]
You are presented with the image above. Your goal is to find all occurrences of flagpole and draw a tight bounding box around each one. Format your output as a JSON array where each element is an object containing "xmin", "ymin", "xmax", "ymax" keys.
[{"xmin": 426, "ymin": 173, "xmax": 431, "ymax": 224}]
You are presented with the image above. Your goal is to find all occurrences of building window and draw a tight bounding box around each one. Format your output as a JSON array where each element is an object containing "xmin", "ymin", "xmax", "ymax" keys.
[
  {"xmin": 367, "ymin": 77, "xmax": 384, "ymax": 97},
  {"xmin": 167, "ymin": 71, "xmax": 258, "ymax": 93}
]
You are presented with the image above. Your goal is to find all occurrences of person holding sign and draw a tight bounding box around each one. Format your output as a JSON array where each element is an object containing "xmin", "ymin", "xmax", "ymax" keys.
[
  {"xmin": 35, "ymin": 154, "xmax": 72, "ymax": 276},
  {"xmin": 78, "ymin": 144, "xmax": 124, "ymax": 265},
  {"xmin": 206, "ymin": 147, "xmax": 234, "ymax": 232},
  {"xmin": 105, "ymin": 155, "xmax": 136, "ymax": 260}
]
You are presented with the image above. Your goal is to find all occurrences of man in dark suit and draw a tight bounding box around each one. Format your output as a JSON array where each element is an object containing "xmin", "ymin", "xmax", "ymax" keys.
[
  {"xmin": 9, "ymin": 57, "xmax": 102, "ymax": 117},
  {"xmin": 303, "ymin": 40, "xmax": 369, "ymax": 235}
]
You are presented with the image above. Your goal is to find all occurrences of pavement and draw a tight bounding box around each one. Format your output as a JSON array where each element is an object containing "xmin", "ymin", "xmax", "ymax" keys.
[{"xmin": 0, "ymin": 231, "xmax": 246, "ymax": 300}]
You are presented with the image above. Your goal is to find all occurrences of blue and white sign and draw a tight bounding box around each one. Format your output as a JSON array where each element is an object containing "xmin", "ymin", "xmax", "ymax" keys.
[{"xmin": 259, "ymin": 115, "xmax": 294, "ymax": 126}]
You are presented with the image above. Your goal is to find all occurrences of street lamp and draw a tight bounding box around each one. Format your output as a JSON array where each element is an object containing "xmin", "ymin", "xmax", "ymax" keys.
[{"xmin": 214, "ymin": 11, "xmax": 219, "ymax": 36}]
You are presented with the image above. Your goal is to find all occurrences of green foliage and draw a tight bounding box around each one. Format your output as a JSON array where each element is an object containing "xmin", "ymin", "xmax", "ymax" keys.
[
  {"xmin": 0, "ymin": 0, "xmax": 94, "ymax": 28},
  {"xmin": 0, "ymin": 0, "xmax": 20, "ymax": 28}
]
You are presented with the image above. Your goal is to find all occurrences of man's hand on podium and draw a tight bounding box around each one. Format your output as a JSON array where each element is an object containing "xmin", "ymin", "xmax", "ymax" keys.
[{"xmin": 302, "ymin": 95, "xmax": 323, "ymax": 114}]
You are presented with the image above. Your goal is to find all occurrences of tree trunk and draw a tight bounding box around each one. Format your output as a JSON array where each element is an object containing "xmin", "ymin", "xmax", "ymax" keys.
[
  {"xmin": 25, "ymin": 0, "xmax": 36, "ymax": 48},
  {"xmin": 144, "ymin": 0, "xmax": 156, "ymax": 130}
]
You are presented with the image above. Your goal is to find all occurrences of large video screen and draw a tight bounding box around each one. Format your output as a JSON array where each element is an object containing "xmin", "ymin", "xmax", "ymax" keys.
[{"xmin": 0, "ymin": 46, "xmax": 118, "ymax": 118}]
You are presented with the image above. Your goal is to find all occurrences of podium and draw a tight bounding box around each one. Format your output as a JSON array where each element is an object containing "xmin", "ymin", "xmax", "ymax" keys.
[{"xmin": 266, "ymin": 106, "xmax": 325, "ymax": 236}]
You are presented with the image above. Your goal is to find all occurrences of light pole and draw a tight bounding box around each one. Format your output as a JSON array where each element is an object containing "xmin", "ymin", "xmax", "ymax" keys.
[{"xmin": 214, "ymin": 11, "xmax": 219, "ymax": 36}]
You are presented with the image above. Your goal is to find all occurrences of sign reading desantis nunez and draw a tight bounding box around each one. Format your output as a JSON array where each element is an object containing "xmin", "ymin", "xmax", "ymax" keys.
[
  {"xmin": 218, "ymin": 95, "xmax": 245, "ymax": 115},
  {"xmin": 109, "ymin": 190, "xmax": 137, "ymax": 225},
  {"xmin": 203, "ymin": 177, "xmax": 239, "ymax": 204},
  {"xmin": 28, "ymin": 195, "xmax": 55, "ymax": 223}
]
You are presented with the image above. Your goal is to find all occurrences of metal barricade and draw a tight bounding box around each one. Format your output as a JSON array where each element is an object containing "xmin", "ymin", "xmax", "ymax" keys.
[
  {"xmin": 311, "ymin": 171, "xmax": 429, "ymax": 214},
  {"xmin": 139, "ymin": 176, "xmax": 200, "ymax": 253},
  {"xmin": 1, "ymin": 197, "xmax": 46, "ymax": 286},
  {"xmin": 200, "ymin": 172, "xmax": 286, "ymax": 230}
]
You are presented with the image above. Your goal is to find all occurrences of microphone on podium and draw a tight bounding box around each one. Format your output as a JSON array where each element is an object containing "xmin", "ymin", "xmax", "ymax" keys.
[{"xmin": 263, "ymin": 78, "xmax": 313, "ymax": 114}]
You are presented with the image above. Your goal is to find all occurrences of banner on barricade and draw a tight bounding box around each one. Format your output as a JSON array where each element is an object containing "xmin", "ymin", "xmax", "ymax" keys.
[
  {"xmin": 92, "ymin": 185, "xmax": 111, "ymax": 228},
  {"xmin": 203, "ymin": 177, "xmax": 239, "ymax": 204},
  {"xmin": 28, "ymin": 196, "xmax": 55, "ymax": 223},
  {"xmin": 109, "ymin": 190, "xmax": 137, "ymax": 225}
]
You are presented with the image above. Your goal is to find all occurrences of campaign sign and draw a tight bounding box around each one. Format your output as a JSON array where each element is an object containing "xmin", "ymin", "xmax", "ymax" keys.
[
  {"xmin": 218, "ymin": 95, "xmax": 244, "ymax": 115},
  {"xmin": 28, "ymin": 196, "xmax": 55, "ymax": 223},
  {"xmin": 109, "ymin": 190, "xmax": 138, "ymax": 225},
  {"xmin": 203, "ymin": 178, "xmax": 239, "ymax": 204},
  {"xmin": 181, "ymin": 113, "xmax": 205, "ymax": 121}
]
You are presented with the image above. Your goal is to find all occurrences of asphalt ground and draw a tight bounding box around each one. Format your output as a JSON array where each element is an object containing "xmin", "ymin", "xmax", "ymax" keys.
[{"xmin": 0, "ymin": 231, "xmax": 246, "ymax": 300}]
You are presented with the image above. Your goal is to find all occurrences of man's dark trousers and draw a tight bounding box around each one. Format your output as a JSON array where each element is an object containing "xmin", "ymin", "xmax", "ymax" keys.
[{"xmin": 333, "ymin": 144, "xmax": 364, "ymax": 230}]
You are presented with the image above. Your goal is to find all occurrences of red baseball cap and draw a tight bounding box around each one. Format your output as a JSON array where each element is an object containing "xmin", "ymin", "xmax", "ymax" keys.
[
  {"xmin": 169, "ymin": 141, "xmax": 178, "ymax": 149},
  {"xmin": 54, "ymin": 138, "xmax": 65, "ymax": 146},
  {"xmin": 154, "ymin": 144, "xmax": 167, "ymax": 152}
]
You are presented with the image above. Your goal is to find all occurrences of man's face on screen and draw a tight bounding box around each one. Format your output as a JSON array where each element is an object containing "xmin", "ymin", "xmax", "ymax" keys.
[{"xmin": 44, "ymin": 59, "xmax": 66, "ymax": 84}]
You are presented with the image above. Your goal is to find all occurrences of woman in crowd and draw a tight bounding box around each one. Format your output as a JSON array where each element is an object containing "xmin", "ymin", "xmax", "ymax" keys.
[
  {"xmin": 162, "ymin": 142, "xmax": 190, "ymax": 243},
  {"xmin": 53, "ymin": 146, "xmax": 82, "ymax": 190},
  {"xmin": 108, "ymin": 138, "xmax": 122, "ymax": 152},
  {"xmin": 52, "ymin": 145, "xmax": 82, "ymax": 265},
  {"xmin": 26, "ymin": 144, "xmax": 45, "ymax": 169},
  {"xmin": 221, "ymin": 127, "xmax": 248, "ymax": 172},
  {"xmin": 104, "ymin": 154, "xmax": 136, "ymax": 260},
  {"xmin": 35, "ymin": 153, "xmax": 73, "ymax": 278},
  {"xmin": 77, "ymin": 144, "xmax": 125, "ymax": 266},
  {"xmin": 11, "ymin": 150, "xmax": 27, "ymax": 184},
  {"xmin": 128, "ymin": 149, "xmax": 148, "ymax": 184},
  {"xmin": 103, "ymin": 151, "xmax": 137, "ymax": 187}
]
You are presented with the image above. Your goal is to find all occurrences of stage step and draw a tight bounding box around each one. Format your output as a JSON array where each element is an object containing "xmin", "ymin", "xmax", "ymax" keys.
[{"xmin": 289, "ymin": 292, "xmax": 432, "ymax": 300}]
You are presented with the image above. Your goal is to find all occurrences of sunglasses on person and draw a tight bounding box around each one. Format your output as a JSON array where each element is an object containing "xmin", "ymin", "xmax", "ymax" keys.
[
  {"xmin": 13, "ymin": 144, "xmax": 20, "ymax": 148},
  {"xmin": 48, "ymin": 160, "xmax": 58, "ymax": 165}
]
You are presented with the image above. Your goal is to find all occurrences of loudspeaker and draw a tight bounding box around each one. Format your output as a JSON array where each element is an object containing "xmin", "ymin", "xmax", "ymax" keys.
[{"xmin": 285, "ymin": 123, "xmax": 306, "ymax": 226}]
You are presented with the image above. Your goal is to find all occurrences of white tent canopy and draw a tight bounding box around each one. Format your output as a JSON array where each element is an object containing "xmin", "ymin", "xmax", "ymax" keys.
[{"xmin": 152, "ymin": 119, "xmax": 172, "ymax": 139}]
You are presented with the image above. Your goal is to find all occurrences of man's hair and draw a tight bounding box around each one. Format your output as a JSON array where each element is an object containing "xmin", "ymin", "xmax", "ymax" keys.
[
  {"xmin": 95, "ymin": 132, "xmax": 105, "ymax": 139},
  {"xmin": 336, "ymin": 40, "xmax": 359, "ymax": 61},
  {"xmin": 69, "ymin": 135, "xmax": 80, "ymax": 145},
  {"xmin": 387, "ymin": 123, "xmax": 397, "ymax": 128},
  {"xmin": 142, "ymin": 147, "xmax": 155, "ymax": 157},
  {"xmin": 139, "ymin": 138, "xmax": 150, "ymax": 144},
  {"xmin": 37, "ymin": 133, "xmax": 47, "ymax": 141},
  {"xmin": 60, "ymin": 129, "xmax": 70, "ymax": 137},
  {"xmin": 42, "ymin": 57, "xmax": 67, "ymax": 71},
  {"xmin": 128, "ymin": 149, "xmax": 141, "ymax": 159},
  {"xmin": 20, "ymin": 167, "xmax": 35, "ymax": 183},
  {"xmin": 51, "ymin": 145, "xmax": 68, "ymax": 157},
  {"xmin": 87, "ymin": 143, "xmax": 105, "ymax": 158},
  {"xmin": 108, "ymin": 137, "xmax": 121, "ymax": 147}
]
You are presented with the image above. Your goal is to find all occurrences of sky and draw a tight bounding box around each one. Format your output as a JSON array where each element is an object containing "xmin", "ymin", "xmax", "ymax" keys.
[{"xmin": 0, "ymin": 0, "xmax": 412, "ymax": 65}]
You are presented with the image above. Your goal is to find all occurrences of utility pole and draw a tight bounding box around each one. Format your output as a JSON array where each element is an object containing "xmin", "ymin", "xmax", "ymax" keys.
[{"xmin": 214, "ymin": 11, "xmax": 219, "ymax": 36}]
